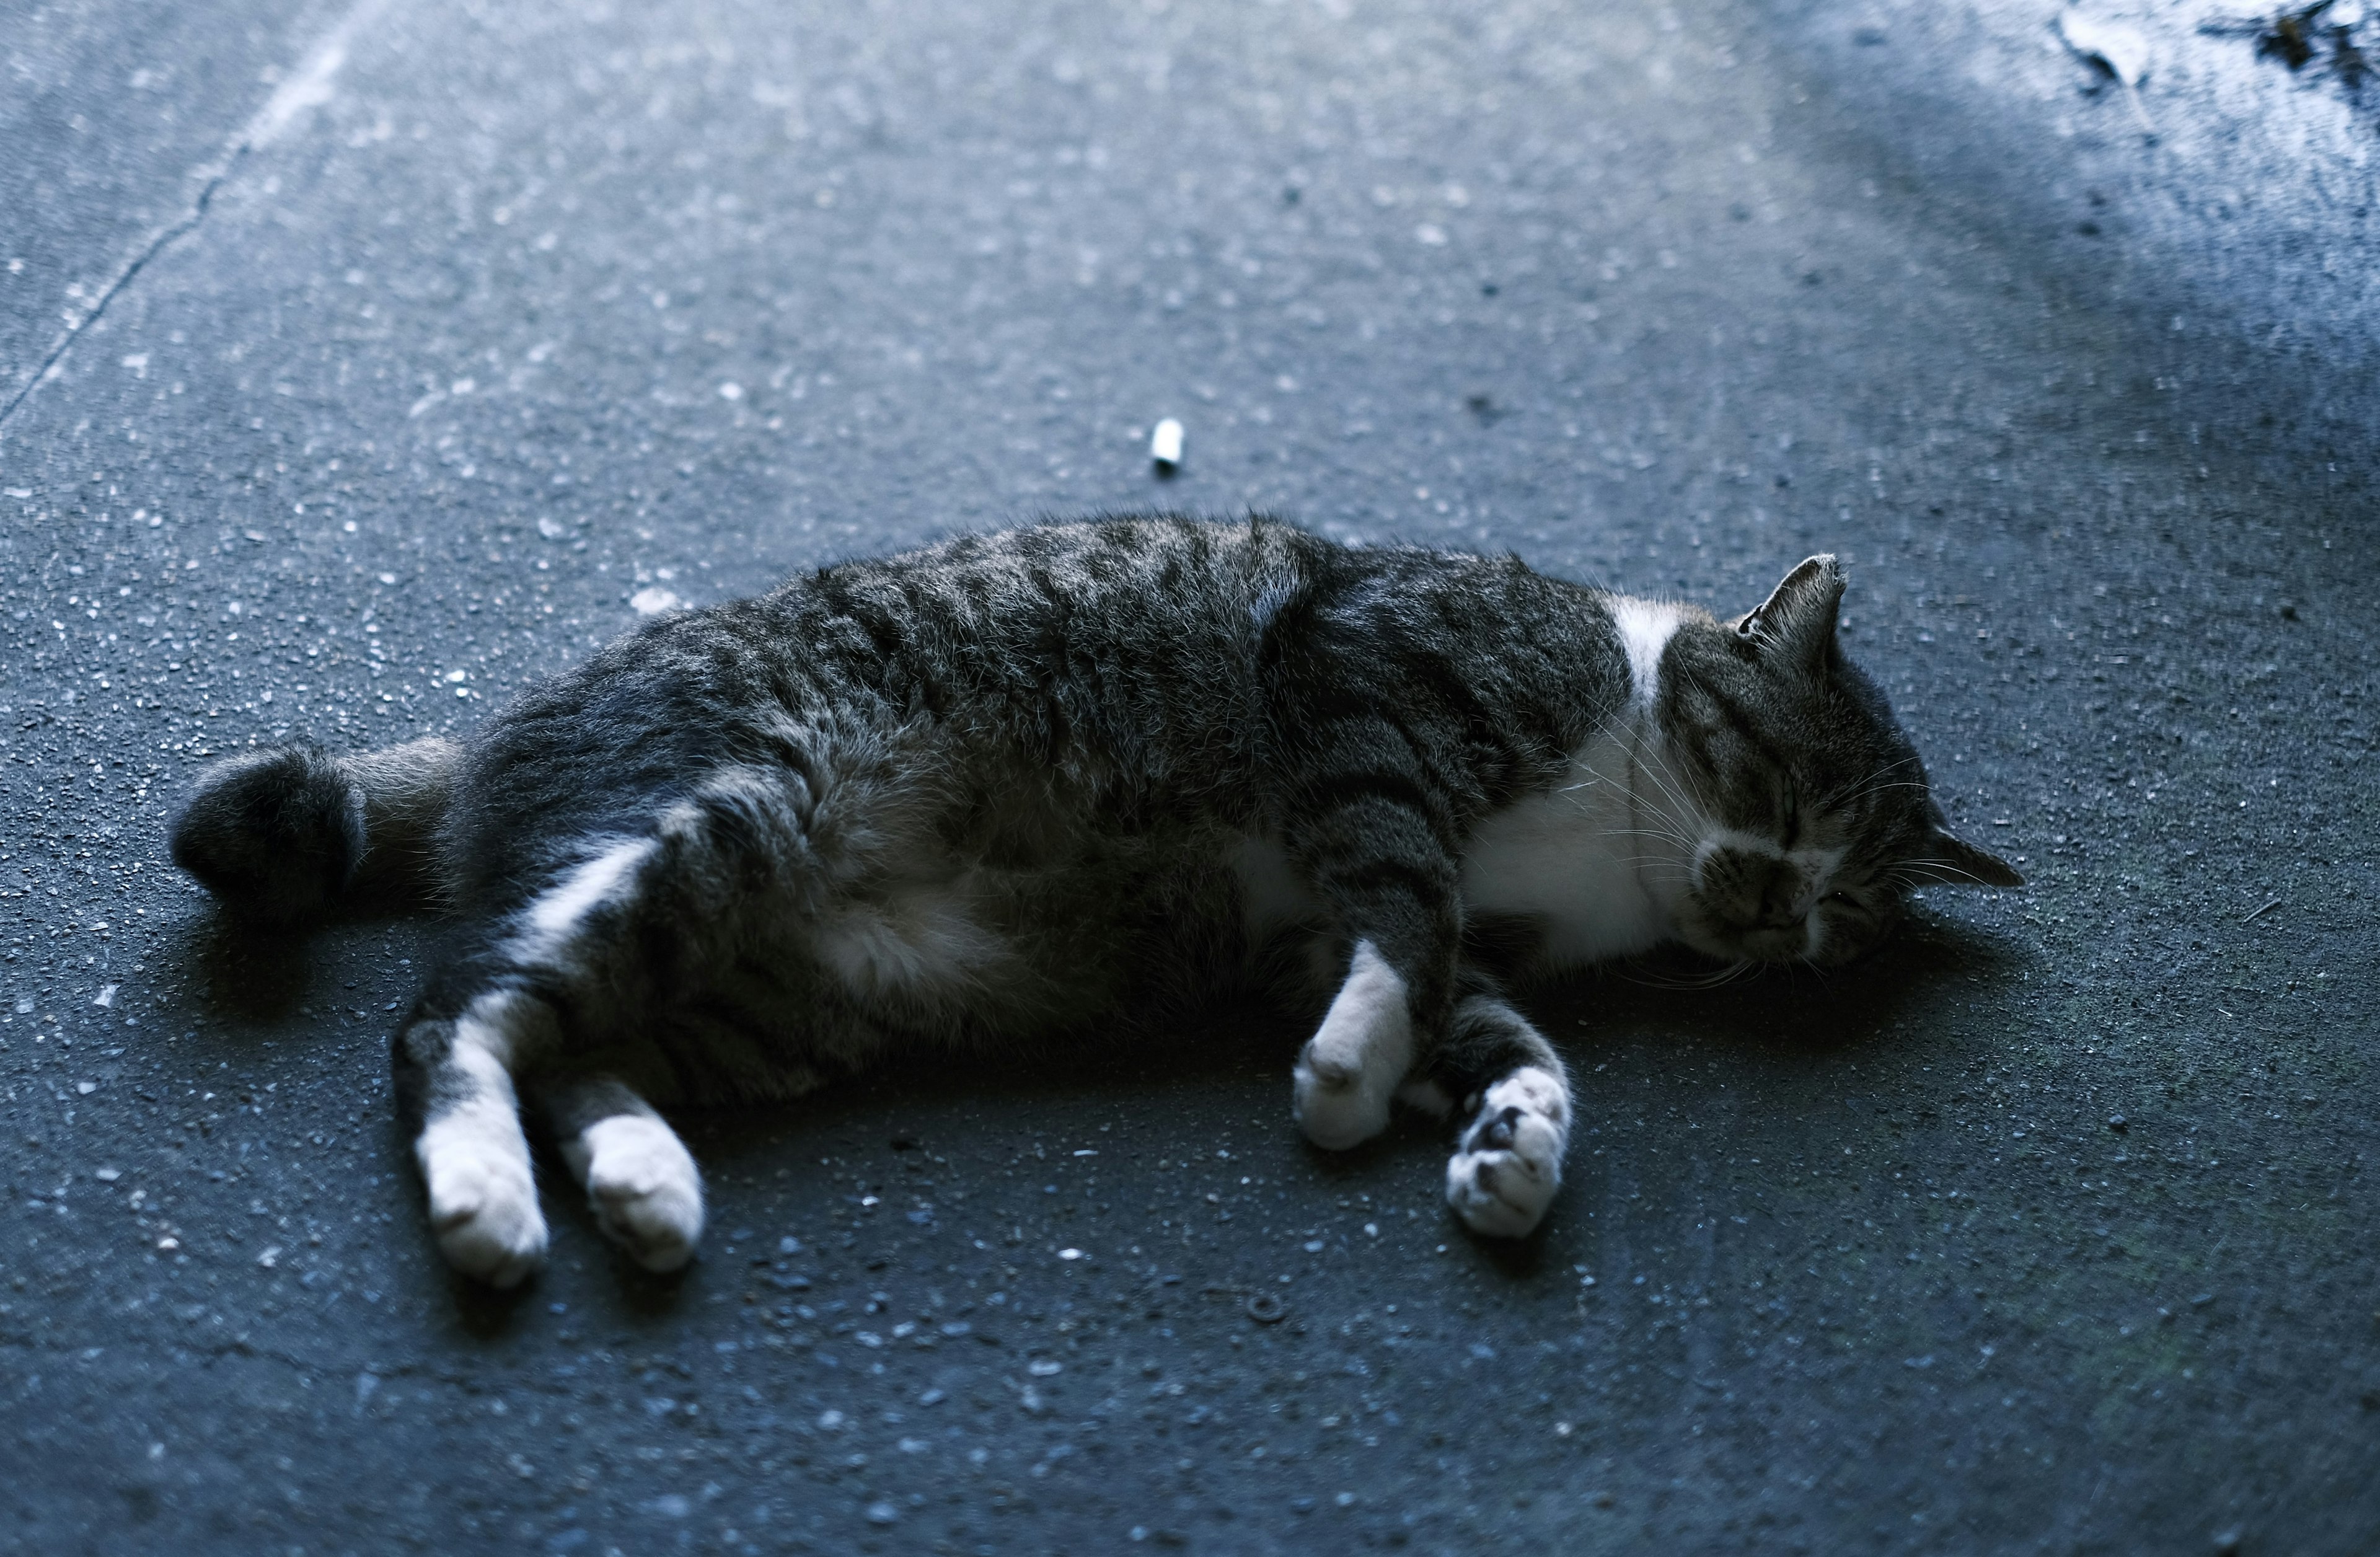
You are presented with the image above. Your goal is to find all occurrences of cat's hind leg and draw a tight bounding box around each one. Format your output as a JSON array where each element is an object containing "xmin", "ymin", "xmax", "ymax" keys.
[
  {"xmin": 533, "ymin": 1074, "xmax": 705, "ymax": 1273},
  {"xmin": 395, "ymin": 834, "xmax": 671, "ymax": 1285},
  {"xmin": 1426, "ymin": 986, "xmax": 1572, "ymax": 1238},
  {"xmin": 399, "ymin": 779, "xmax": 795, "ymax": 1282},
  {"xmin": 394, "ymin": 983, "xmax": 560, "ymax": 1286}
]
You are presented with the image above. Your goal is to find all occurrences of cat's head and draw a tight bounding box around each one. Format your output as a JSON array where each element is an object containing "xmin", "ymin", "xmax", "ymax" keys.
[{"xmin": 1649, "ymin": 555, "xmax": 2020, "ymax": 968}]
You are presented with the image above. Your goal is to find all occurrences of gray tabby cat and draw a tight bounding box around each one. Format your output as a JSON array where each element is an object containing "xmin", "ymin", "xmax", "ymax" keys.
[{"xmin": 170, "ymin": 516, "xmax": 2017, "ymax": 1286}]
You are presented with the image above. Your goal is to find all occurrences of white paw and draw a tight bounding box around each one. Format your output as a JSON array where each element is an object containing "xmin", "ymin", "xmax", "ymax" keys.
[
  {"xmin": 581, "ymin": 1114, "xmax": 705, "ymax": 1273},
  {"xmin": 1445, "ymin": 1067, "xmax": 1571, "ymax": 1238},
  {"xmin": 421, "ymin": 1137, "xmax": 547, "ymax": 1287},
  {"xmin": 1293, "ymin": 941, "xmax": 1413, "ymax": 1150},
  {"xmin": 1294, "ymin": 1042, "xmax": 1395, "ymax": 1150}
]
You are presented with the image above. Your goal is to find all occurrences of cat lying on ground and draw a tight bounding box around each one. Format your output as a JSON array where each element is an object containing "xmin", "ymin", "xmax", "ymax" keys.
[{"xmin": 170, "ymin": 516, "xmax": 2017, "ymax": 1286}]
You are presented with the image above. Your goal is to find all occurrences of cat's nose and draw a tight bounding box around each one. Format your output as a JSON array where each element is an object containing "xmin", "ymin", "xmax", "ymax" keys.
[{"xmin": 1752, "ymin": 863, "xmax": 1806, "ymax": 930}]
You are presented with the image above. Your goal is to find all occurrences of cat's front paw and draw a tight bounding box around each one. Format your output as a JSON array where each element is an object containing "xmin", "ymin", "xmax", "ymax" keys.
[
  {"xmin": 583, "ymin": 1114, "xmax": 705, "ymax": 1273},
  {"xmin": 1445, "ymin": 1067, "xmax": 1570, "ymax": 1238},
  {"xmin": 1292, "ymin": 940, "xmax": 1413, "ymax": 1151},
  {"xmin": 1294, "ymin": 1040, "xmax": 1394, "ymax": 1150},
  {"xmin": 423, "ymin": 1142, "xmax": 549, "ymax": 1287}
]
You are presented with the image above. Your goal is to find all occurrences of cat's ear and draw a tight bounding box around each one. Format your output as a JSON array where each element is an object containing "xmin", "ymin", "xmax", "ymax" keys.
[
  {"xmin": 1903, "ymin": 813, "xmax": 2025, "ymax": 889},
  {"xmin": 1734, "ymin": 555, "xmax": 1844, "ymax": 666}
]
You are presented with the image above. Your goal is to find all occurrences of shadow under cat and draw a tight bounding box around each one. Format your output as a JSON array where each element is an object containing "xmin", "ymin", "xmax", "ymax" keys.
[{"xmin": 155, "ymin": 885, "xmax": 2020, "ymax": 1328}]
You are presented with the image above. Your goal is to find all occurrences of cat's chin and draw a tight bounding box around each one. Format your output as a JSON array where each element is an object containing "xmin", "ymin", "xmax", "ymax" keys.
[
  {"xmin": 1694, "ymin": 935, "xmax": 1883, "ymax": 973},
  {"xmin": 1673, "ymin": 920, "xmax": 1808, "ymax": 969}
]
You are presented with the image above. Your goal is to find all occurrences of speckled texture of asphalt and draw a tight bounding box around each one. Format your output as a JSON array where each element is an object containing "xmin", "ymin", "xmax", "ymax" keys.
[{"xmin": 3, "ymin": 2, "xmax": 2376, "ymax": 1552}]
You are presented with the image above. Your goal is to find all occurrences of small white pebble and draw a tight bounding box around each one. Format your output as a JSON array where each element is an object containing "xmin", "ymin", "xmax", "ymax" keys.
[{"xmin": 1150, "ymin": 417, "xmax": 1185, "ymax": 469}]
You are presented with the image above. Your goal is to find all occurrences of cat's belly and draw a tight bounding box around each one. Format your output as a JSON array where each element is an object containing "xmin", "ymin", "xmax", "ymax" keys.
[
  {"xmin": 798, "ymin": 836, "xmax": 1255, "ymax": 1032},
  {"xmin": 1232, "ymin": 832, "xmax": 1320, "ymax": 940},
  {"xmin": 806, "ymin": 871, "xmax": 1019, "ymax": 1005},
  {"xmin": 1458, "ymin": 731, "xmax": 1672, "ymax": 969}
]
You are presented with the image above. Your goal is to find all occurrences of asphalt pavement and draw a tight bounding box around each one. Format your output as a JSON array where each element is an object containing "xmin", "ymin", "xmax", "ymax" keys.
[{"xmin": 3, "ymin": 1, "xmax": 2376, "ymax": 1552}]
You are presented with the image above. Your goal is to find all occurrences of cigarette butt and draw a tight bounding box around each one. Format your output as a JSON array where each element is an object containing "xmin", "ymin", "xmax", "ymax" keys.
[{"xmin": 1150, "ymin": 418, "xmax": 1185, "ymax": 470}]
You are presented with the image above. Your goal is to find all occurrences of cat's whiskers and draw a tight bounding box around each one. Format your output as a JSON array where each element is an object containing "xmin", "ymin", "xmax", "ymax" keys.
[
  {"xmin": 1617, "ymin": 957, "xmax": 1755, "ymax": 991},
  {"xmin": 1596, "ymin": 832, "xmax": 1702, "ymax": 858},
  {"xmin": 1823, "ymin": 758, "xmax": 1928, "ymax": 813},
  {"xmin": 1888, "ymin": 858, "xmax": 1995, "ymax": 887},
  {"xmin": 1572, "ymin": 764, "xmax": 1707, "ymax": 876},
  {"xmin": 1652, "ymin": 663, "xmax": 1763, "ymax": 836},
  {"xmin": 1623, "ymin": 757, "xmax": 1697, "ymax": 836},
  {"xmin": 1602, "ymin": 856, "xmax": 1698, "ymax": 883},
  {"xmin": 1629, "ymin": 736, "xmax": 1716, "ymax": 834},
  {"xmin": 1829, "ymin": 778, "xmax": 1931, "ymax": 813},
  {"xmin": 1556, "ymin": 759, "xmax": 1704, "ymax": 859},
  {"xmin": 1593, "ymin": 840, "xmax": 1701, "ymax": 877}
]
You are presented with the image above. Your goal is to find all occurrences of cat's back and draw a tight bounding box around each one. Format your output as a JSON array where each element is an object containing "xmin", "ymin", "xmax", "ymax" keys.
[
  {"xmin": 522, "ymin": 513, "xmax": 1593, "ymax": 723},
  {"xmin": 460, "ymin": 518, "xmax": 1625, "ymax": 862},
  {"xmin": 778, "ymin": 513, "xmax": 1320, "ymax": 694}
]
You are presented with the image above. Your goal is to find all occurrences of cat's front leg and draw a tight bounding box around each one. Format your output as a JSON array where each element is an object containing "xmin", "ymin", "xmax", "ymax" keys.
[
  {"xmin": 1293, "ymin": 939, "xmax": 1416, "ymax": 1149},
  {"xmin": 1277, "ymin": 754, "xmax": 1465, "ymax": 1150},
  {"xmin": 1430, "ymin": 990, "xmax": 1572, "ymax": 1238}
]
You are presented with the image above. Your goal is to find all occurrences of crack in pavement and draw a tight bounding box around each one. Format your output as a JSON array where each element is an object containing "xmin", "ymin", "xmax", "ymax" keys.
[{"xmin": 0, "ymin": 0, "xmax": 390, "ymax": 441}]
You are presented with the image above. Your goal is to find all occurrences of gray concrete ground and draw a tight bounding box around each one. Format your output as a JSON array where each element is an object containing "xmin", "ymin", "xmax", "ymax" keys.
[{"xmin": 3, "ymin": 1, "xmax": 2376, "ymax": 1551}]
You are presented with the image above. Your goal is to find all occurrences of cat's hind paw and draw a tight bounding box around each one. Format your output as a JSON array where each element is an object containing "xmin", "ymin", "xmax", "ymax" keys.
[
  {"xmin": 423, "ymin": 1142, "xmax": 549, "ymax": 1287},
  {"xmin": 1445, "ymin": 1067, "xmax": 1571, "ymax": 1238},
  {"xmin": 582, "ymin": 1114, "xmax": 705, "ymax": 1273}
]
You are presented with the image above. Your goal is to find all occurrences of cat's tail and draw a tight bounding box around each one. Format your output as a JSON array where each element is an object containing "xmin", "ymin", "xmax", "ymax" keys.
[{"xmin": 170, "ymin": 736, "xmax": 460, "ymax": 924}]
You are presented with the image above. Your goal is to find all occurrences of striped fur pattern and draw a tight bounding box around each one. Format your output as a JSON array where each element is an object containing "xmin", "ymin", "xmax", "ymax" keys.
[{"xmin": 170, "ymin": 516, "xmax": 2016, "ymax": 1284}]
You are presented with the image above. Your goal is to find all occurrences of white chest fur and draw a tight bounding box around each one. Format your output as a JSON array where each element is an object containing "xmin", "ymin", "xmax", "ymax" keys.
[
  {"xmin": 1240, "ymin": 592, "xmax": 1691, "ymax": 971},
  {"xmin": 1458, "ymin": 593, "xmax": 1689, "ymax": 971},
  {"xmin": 1458, "ymin": 725, "xmax": 1675, "ymax": 969}
]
